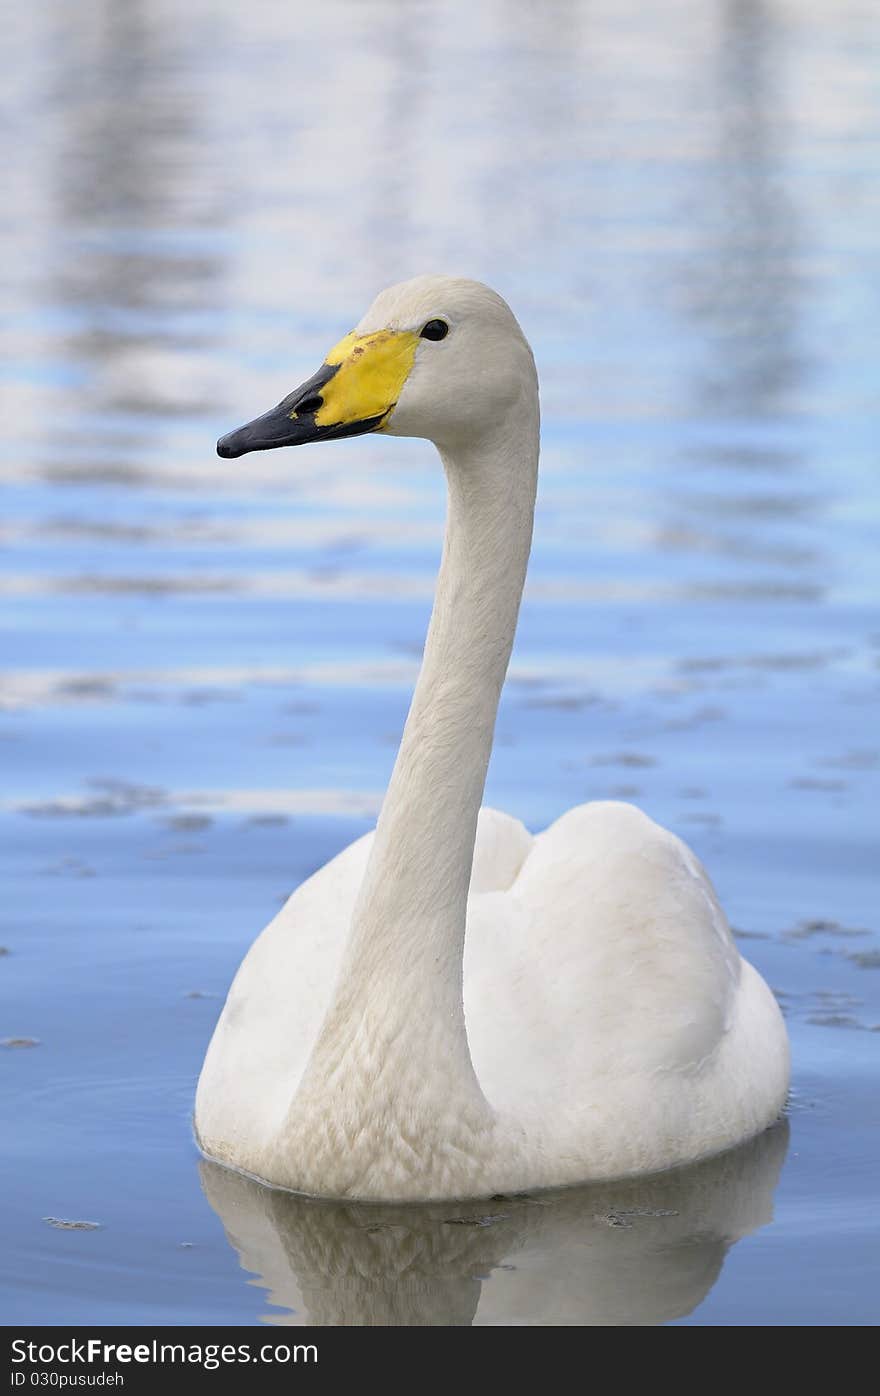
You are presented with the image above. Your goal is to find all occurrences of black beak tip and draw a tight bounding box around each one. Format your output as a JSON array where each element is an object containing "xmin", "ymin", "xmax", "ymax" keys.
[{"xmin": 217, "ymin": 433, "xmax": 244, "ymax": 459}]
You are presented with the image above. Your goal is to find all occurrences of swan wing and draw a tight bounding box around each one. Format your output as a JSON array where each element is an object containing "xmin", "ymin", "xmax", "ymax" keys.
[
  {"xmin": 465, "ymin": 801, "xmax": 744, "ymax": 1123},
  {"xmin": 195, "ymin": 831, "xmax": 374, "ymax": 1158}
]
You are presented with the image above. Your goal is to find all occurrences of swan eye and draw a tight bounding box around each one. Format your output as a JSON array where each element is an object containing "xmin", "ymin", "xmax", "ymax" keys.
[{"xmin": 420, "ymin": 319, "xmax": 449, "ymax": 341}]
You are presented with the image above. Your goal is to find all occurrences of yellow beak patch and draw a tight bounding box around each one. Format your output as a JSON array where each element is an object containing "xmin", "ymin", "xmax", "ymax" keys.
[{"xmin": 307, "ymin": 329, "xmax": 420, "ymax": 430}]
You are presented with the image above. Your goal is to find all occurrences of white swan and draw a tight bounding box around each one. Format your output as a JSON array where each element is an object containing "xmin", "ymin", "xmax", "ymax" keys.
[{"xmin": 196, "ymin": 275, "xmax": 789, "ymax": 1202}]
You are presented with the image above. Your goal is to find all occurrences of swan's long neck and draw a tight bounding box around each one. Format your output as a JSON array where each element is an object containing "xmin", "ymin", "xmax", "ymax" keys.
[
  {"xmin": 355, "ymin": 425, "xmax": 537, "ymax": 981},
  {"xmin": 287, "ymin": 395, "xmax": 539, "ymax": 1191}
]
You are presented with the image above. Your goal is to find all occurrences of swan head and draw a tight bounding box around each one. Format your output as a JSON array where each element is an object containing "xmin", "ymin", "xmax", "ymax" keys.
[{"xmin": 216, "ymin": 275, "xmax": 537, "ymax": 459}]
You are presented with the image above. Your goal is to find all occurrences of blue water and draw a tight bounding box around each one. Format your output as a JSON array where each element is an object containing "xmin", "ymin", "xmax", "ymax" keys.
[{"xmin": 1, "ymin": 0, "xmax": 878, "ymax": 1325}]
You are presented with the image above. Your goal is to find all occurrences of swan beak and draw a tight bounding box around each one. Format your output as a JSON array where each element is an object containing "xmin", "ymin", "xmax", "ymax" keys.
[{"xmin": 217, "ymin": 328, "xmax": 420, "ymax": 459}]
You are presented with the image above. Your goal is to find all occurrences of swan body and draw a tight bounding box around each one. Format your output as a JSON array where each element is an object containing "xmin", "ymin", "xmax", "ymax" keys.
[{"xmin": 196, "ymin": 275, "xmax": 789, "ymax": 1201}]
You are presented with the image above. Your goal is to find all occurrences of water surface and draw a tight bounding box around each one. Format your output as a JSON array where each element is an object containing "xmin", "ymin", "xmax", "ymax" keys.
[{"xmin": 1, "ymin": 0, "xmax": 878, "ymax": 1325}]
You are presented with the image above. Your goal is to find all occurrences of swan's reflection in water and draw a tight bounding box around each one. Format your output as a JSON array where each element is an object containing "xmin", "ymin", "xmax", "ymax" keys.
[{"xmin": 199, "ymin": 1120, "xmax": 788, "ymax": 1325}]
